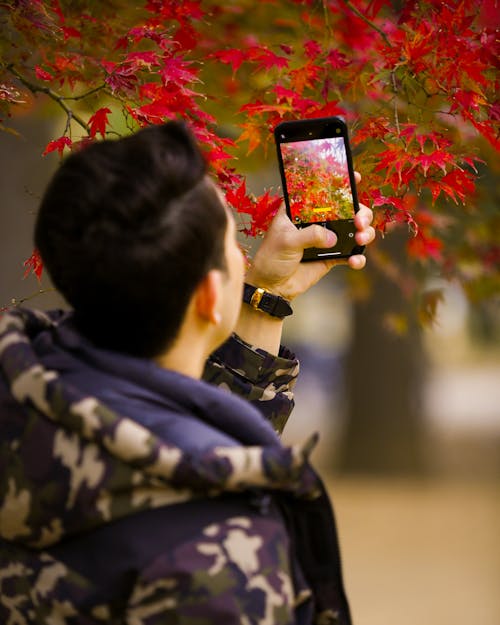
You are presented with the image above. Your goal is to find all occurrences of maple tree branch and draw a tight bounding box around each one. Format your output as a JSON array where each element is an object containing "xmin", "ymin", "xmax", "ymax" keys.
[
  {"xmin": 63, "ymin": 111, "xmax": 73, "ymax": 136},
  {"xmin": 391, "ymin": 70, "xmax": 401, "ymax": 134},
  {"xmin": 321, "ymin": 0, "xmax": 333, "ymax": 37},
  {"xmin": 409, "ymin": 100, "xmax": 456, "ymax": 117},
  {"xmin": 341, "ymin": 0, "xmax": 391, "ymax": 47},
  {"xmin": 1, "ymin": 288, "xmax": 56, "ymax": 314},
  {"xmin": 60, "ymin": 84, "xmax": 106, "ymax": 101},
  {"xmin": 6, "ymin": 65, "xmax": 90, "ymax": 133}
]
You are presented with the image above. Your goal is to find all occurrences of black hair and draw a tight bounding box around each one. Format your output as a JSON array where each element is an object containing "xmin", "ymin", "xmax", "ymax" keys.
[{"xmin": 35, "ymin": 121, "xmax": 228, "ymax": 358}]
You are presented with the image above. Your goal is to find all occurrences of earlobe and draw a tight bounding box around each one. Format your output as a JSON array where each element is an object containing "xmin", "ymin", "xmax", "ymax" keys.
[{"xmin": 195, "ymin": 270, "xmax": 222, "ymax": 324}]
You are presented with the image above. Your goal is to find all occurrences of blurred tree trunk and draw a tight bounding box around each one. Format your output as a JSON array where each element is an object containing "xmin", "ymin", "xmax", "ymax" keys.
[{"xmin": 337, "ymin": 230, "xmax": 428, "ymax": 475}]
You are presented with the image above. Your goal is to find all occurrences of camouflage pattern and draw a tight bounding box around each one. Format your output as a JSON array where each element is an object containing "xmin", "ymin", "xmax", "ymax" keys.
[
  {"xmin": 205, "ymin": 335, "xmax": 300, "ymax": 435},
  {"xmin": 0, "ymin": 308, "xmax": 350, "ymax": 624},
  {"xmin": 125, "ymin": 514, "xmax": 297, "ymax": 625},
  {"xmin": 0, "ymin": 514, "xmax": 301, "ymax": 624}
]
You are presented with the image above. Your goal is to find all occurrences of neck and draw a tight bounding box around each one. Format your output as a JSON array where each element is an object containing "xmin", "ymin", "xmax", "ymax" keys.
[
  {"xmin": 154, "ymin": 281, "xmax": 231, "ymax": 378},
  {"xmin": 154, "ymin": 313, "xmax": 227, "ymax": 379},
  {"xmin": 155, "ymin": 335, "xmax": 208, "ymax": 379}
]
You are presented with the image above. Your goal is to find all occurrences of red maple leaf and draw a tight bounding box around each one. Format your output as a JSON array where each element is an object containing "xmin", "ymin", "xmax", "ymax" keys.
[
  {"xmin": 462, "ymin": 109, "xmax": 500, "ymax": 151},
  {"xmin": 369, "ymin": 190, "xmax": 420, "ymax": 234},
  {"xmin": 51, "ymin": 53, "xmax": 79, "ymax": 74},
  {"xmin": 23, "ymin": 249, "xmax": 43, "ymax": 282},
  {"xmin": 102, "ymin": 61, "xmax": 138, "ymax": 93},
  {"xmin": 212, "ymin": 49, "xmax": 248, "ymax": 72},
  {"xmin": 127, "ymin": 24, "xmax": 164, "ymax": 45},
  {"xmin": 289, "ymin": 61, "xmax": 322, "ymax": 93},
  {"xmin": 125, "ymin": 51, "xmax": 160, "ymax": 71},
  {"xmin": 306, "ymin": 100, "xmax": 346, "ymax": 119},
  {"xmin": 42, "ymin": 135, "xmax": 72, "ymax": 156},
  {"xmin": 174, "ymin": 23, "xmax": 198, "ymax": 50},
  {"xmin": 159, "ymin": 56, "xmax": 199, "ymax": 87},
  {"xmin": 279, "ymin": 44, "xmax": 294, "ymax": 56},
  {"xmin": 206, "ymin": 146, "xmax": 232, "ymax": 165},
  {"xmin": 250, "ymin": 191, "xmax": 282, "ymax": 235},
  {"xmin": 225, "ymin": 181, "xmax": 253, "ymax": 214},
  {"xmin": 247, "ymin": 46, "xmax": 289, "ymax": 71},
  {"xmin": 326, "ymin": 48, "xmax": 349, "ymax": 69},
  {"xmin": 418, "ymin": 149, "xmax": 454, "ymax": 176},
  {"xmin": 427, "ymin": 169, "xmax": 476, "ymax": 204},
  {"xmin": 239, "ymin": 101, "xmax": 288, "ymax": 116},
  {"xmin": 303, "ymin": 39, "xmax": 322, "ymax": 60},
  {"xmin": 407, "ymin": 230, "xmax": 443, "ymax": 262},
  {"xmin": 35, "ymin": 65, "xmax": 54, "ymax": 81},
  {"xmin": 225, "ymin": 181, "xmax": 281, "ymax": 235},
  {"xmin": 88, "ymin": 107, "xmax": 112, "ymax": 138},
  {"xmin": 374, "ymin": 145, "xmax": 406, "ymax": 183},
  {"xmin": 452, "ymin": 89, "xmax": 486, "ymax": 113},
  {"xmin": 61, "ymin": 26, "xmax": 82, "ymax": 40}
]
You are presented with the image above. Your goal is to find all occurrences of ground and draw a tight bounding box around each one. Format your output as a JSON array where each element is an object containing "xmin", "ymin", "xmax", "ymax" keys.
[{"xmin": 327, "ymin": 475, "xmax": 500, "ymax": 625}]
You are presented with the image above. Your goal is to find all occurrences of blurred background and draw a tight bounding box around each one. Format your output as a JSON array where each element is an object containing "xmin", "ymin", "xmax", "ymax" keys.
[
  {"xmin": 2, "ymin": 116, "xmax": 499, "ymax": 625},
  {"xmin": 282, "ymin": 275, "xmax": 500, "ymax": 625}
]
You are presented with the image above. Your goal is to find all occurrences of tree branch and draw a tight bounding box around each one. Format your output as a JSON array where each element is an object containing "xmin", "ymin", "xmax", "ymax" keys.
[
  {"xmin": 391, "ymin": 70, "xmax": 400, "ymax": 134},
  {"xmin": 61, "ymin": 84, "xmax": 106, "ymax": 101},
  {"xmin": 6, "ymin": 65, "xmax": 90, "ymax": 133},
  {"xmin": 1, "ymin": 288, "xmax": 56, "ymax": 313},
  {"xmin": 342, "ymin": 0, "xmax": 392, "ymax": 47}
]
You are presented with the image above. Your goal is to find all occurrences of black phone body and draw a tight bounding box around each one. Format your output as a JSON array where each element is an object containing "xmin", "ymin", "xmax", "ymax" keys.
[{"xmin": 274, "ymin": 116, "xmax": 364, "ymax": 261}]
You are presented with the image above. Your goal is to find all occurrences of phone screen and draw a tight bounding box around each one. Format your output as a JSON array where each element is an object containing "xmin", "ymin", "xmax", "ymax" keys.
[
  {"xmin": 279, "ymin": 135, "xmax": 355, "ymax": 225},
  {"xmin": 275, "ymin": 117, "xmax": 363, "ymax": 261}
]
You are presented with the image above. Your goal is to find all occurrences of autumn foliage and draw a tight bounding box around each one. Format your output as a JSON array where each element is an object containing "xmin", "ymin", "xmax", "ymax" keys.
[{"xmin": 1, "ymin": 0, "xmax": 499, "ymax": 306}]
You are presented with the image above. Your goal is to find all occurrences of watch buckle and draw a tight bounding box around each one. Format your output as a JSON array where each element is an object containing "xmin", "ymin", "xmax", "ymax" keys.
[{"xmin": 250, "ymin": 287, "xmax": 265, "ymax": 310}]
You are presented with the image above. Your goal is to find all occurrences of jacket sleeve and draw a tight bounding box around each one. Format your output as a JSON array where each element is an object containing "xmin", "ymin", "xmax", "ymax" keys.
[{"xmin": 203, "ymin": 333, "xmax": 299, "ymax": 435}]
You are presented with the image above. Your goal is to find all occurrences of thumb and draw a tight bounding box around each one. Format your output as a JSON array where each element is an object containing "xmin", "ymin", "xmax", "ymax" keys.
[{"xmin": 295, "ymin": 224, "xmax": 337, "ymax": 250}]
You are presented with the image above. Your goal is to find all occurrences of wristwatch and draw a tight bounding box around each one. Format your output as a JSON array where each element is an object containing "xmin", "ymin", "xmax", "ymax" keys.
[{"xmin": 242, "ymin": 283, "xmax": 293, "ymax": 319}]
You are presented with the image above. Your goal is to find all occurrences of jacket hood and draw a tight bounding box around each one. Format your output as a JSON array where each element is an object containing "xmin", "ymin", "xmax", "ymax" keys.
[{"xmin": 0, "ymin": 308, "xmax": 320, "ymax": 549}]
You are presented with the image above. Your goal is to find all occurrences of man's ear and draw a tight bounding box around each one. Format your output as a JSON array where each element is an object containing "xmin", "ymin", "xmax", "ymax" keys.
[{"xmin": 194, "ymin": 269, "xmax": 222, "ymax": 324}]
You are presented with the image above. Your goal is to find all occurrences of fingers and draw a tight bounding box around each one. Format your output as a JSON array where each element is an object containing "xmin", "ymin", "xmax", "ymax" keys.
[
  {"xmin": 265, "ymin": 200, "xmax": 375, "ymax": 258},
  {"xmin": 354, "ymin": 204, "xmax": 373, "ymax": 229},
  {"xmin": 356, "ymin": 226, "xmax": 375, "ymax": 247},
  {"xmin": 347, "ymin": 254, "xmax": 367, "ymax": 270},
  {"xmin": 329, "ymin": 202, "xmax": 373, "ymax": 270},
  {"xmin": 354, "ymin": 203, "xmax": 375, "ymax": 247},
  {"xmin": 295, "ymin": 223, "xmax": 337, "ymax": 250},
  {"xmin": 265, "ymin": 204, "xmax": 289, "ymax": 233},
  {"xmin": 269, "ymin": 206, "xmax": 338, "ymax": 251}
]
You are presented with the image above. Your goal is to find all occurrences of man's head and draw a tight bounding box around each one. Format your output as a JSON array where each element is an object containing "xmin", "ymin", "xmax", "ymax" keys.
[{"xmin": 35, "ymin": 121, "xmax": 234, "ymax": 358}]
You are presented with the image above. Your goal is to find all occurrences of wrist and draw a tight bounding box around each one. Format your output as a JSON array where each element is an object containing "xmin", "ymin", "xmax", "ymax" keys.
[
  {"xmin": 235, "ymin": 302, "xmax": 284, "ymax": 356},
  {"xmin": 242, "ymin": 283, "xmax": 293, "ymax": 319}
]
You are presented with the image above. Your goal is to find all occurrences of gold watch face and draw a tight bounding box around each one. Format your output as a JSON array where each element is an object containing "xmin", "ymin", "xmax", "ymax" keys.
[{"xmin": 249, "ymin": 287, "xmax": 265, "ymax": 310}]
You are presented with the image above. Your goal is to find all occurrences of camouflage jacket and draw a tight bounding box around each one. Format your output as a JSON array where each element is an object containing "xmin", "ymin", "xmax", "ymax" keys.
[{"xmin": 0, "ymin": 308, "xmax": 351, "ymax": 625}]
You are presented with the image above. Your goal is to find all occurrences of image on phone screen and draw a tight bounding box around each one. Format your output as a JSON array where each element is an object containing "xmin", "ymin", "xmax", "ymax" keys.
[
  {"xmin": 280, "ymin": 136, "xmax": 354, "ymax": 225},
  {"xmin": 275, "ymin": 116, "xmax": 364, "ymax": 261}
]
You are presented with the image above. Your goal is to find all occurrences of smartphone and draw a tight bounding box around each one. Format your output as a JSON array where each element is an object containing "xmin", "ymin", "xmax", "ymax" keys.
[{"xmin": 274, "ymin": 116, "xmax": 363, "ymax": 261}]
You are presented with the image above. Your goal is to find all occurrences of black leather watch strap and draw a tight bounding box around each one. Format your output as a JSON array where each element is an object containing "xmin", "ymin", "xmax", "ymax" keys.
[{"xmin": 242, "ymin": 283, "xmax": 293, "ymax": 319}]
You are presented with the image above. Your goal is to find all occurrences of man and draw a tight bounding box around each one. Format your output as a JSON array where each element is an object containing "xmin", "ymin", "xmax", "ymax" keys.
[{"xmin": 0, "ymin": 121, "xmax": 374, "ymax": 624}]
